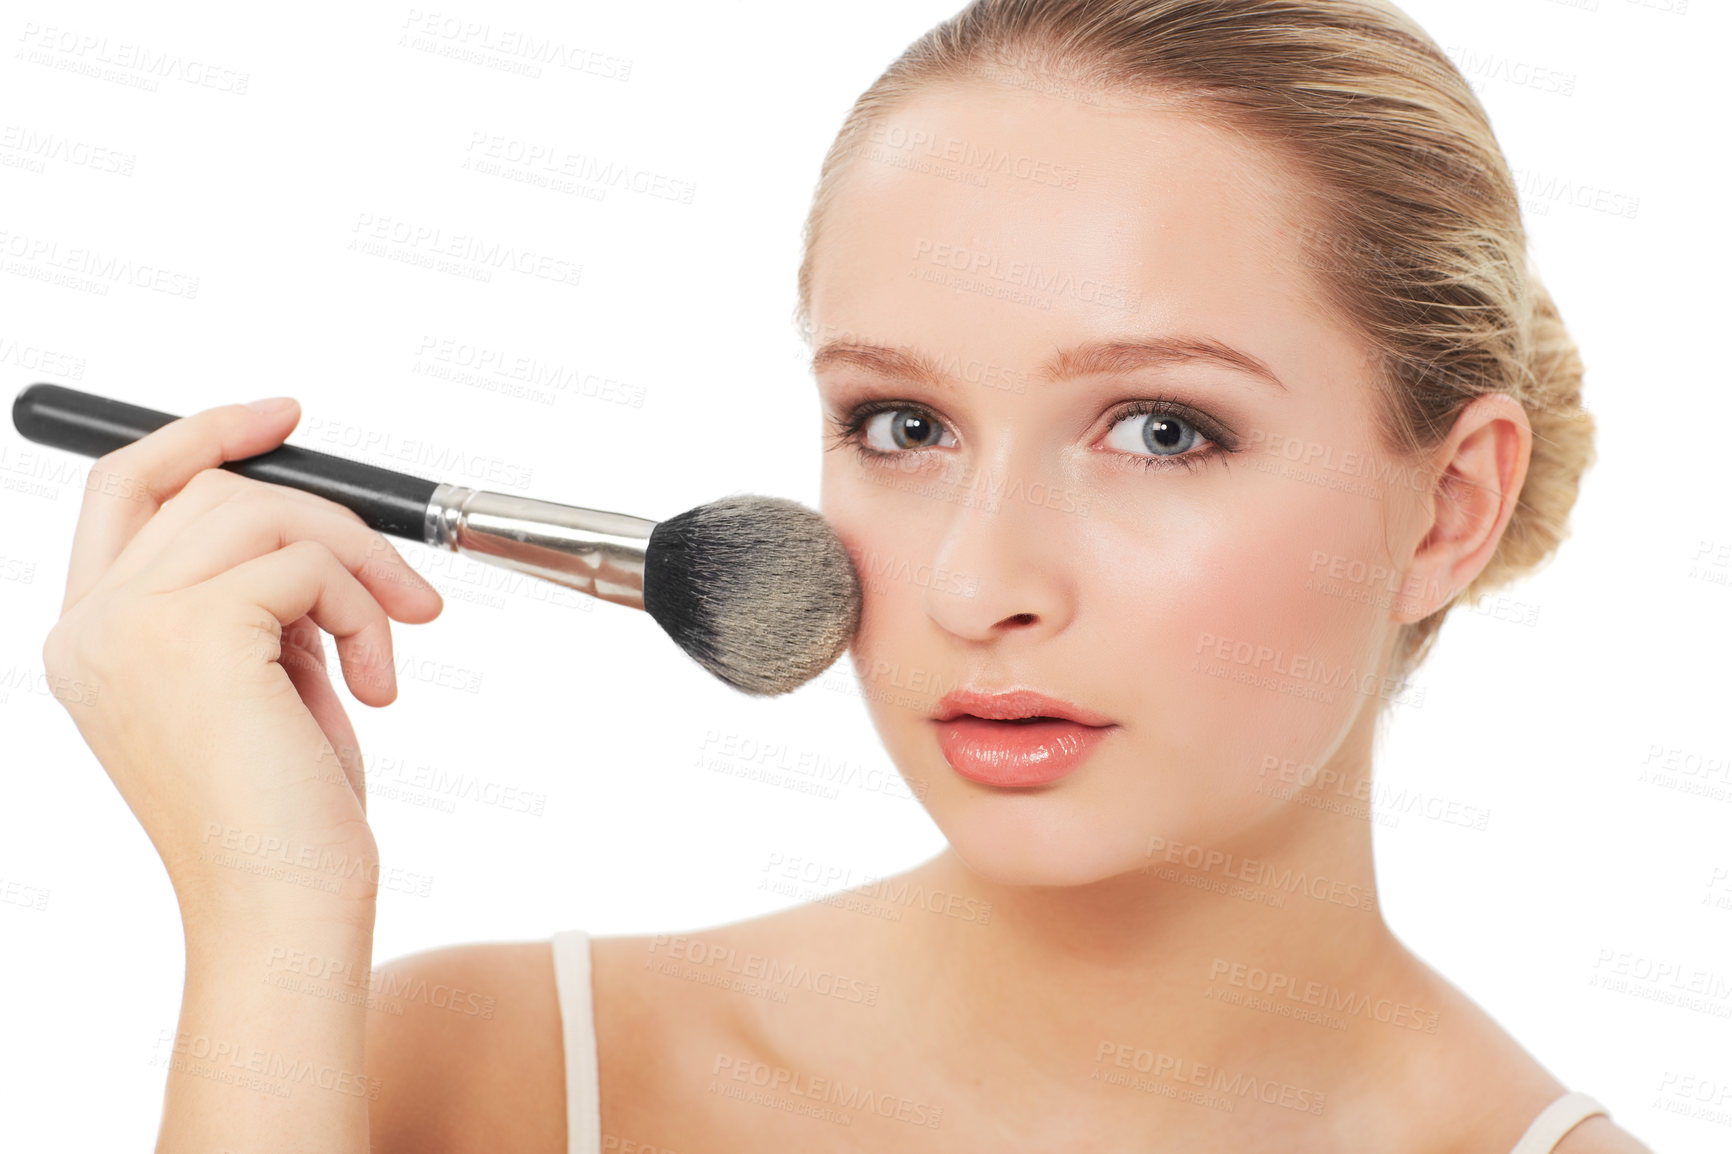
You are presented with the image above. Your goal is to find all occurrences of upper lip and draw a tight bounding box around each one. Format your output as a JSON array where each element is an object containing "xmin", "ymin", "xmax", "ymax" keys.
[{"xmin": 933, "ymin": 688, "xmax": 1115, "ymax": 727}]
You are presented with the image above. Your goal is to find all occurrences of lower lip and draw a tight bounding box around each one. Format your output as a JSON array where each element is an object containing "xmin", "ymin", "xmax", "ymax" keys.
[{"xmin": 934, "ymin": 716, "xmax": 1114, "ymax": 788}]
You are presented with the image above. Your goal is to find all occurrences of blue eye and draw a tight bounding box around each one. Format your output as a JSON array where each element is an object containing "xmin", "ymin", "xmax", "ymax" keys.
[
  {"xmin": 860, "ymin": 408, "xmax": 955, "ymax": 452},
  {"xmin": 1103, "ymin": 409, "xmax": 1207, "ymax": 457}
]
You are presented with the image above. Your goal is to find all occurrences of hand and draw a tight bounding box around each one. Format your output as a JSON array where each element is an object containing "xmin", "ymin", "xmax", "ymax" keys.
[{"xmin": 41, "ymin": 397, "xmax": 443, "ymax": 929}]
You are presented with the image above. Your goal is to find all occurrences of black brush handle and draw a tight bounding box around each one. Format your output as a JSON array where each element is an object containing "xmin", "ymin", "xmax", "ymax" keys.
[{"xmin": 11, "ymin": 382, "xmax": 441, "ymax": 541}]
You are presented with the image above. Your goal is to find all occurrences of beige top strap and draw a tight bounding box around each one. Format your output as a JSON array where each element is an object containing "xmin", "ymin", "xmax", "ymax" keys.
[
  {"xmin": 1507, "ymin": 1091, "xmax": 1609, "ymax": 1154},
  {"xmin": 551, "ymin": 930, "xmax": 601, "ymax": 1154}
]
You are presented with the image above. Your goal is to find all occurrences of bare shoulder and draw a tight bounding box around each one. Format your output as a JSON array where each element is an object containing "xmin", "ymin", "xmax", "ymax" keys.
[
  {"xmin": 1554, "ymin": 1115, "xmax": 1658, "ymax": 1154},
  {"xmin": 1371, "ymin": 950, "xmax": 1652, "ymax": 1154},
  {"xmin": 587, "ymin": 901, "xmax": 875, "ymax": 1153},
  {"xmin": 589, "ymin": 931, "xmax": 723, "ymax": 1151},
  {"xmin": 586, "ymin": 921, "xmax": 785, "ymax": 1153},
  {"xmin": 365, "ymin": 939, "xmax": 565, "ymax": 1154}
]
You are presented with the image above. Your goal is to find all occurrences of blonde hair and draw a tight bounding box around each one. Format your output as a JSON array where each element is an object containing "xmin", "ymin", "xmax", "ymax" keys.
[{"xmin": 794, "ymin": 0, "xmax": 1593, "ymax": 683}]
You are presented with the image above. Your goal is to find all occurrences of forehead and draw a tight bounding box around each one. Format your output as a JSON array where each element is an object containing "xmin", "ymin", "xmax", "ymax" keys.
[{"xmin": 807, "ymin": 81, "xmax": 1354, "ymax": 375}]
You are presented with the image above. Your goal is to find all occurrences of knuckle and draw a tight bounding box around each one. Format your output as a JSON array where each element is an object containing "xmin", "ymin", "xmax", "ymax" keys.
[
  {"xmin": 85, "ymin": 450, "xmax": 150, "ymax": 506},
  {"xmin": 41, "ymin": 619, "xmax": 74, "ymax": 679},
  {"xmin": 314, "ymin": 493, "xmax": 368, "ymax": 528},
  {"xmin": 283, "ymin": 537, "xmax": 340, "ymax": 568},
  {"xmin": 183, "ymin": 466, "xmax": 238, "ymax": 500},
  {"xmin": 159, "ymin": 468, "xmax": 238, "ymax": 519},
  {"xmin": 230, "ymin": 476, "xmax": 286, "ymax": 504},
  {"xmin": 90, "ymin": 445, "xmax": 129, "ymax": 475},
  {"xmin": 40, "ymin": 618, "xmax": 103, "ymax": 712}
]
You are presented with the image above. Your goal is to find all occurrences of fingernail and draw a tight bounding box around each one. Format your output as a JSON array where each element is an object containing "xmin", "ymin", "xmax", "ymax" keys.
[{"xmin": 246, "ymin": 396, "xmax": 296, "ymax": 414}]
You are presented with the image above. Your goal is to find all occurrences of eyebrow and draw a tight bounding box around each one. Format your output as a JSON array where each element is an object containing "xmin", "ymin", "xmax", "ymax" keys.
[{"xmin": 810, "ymin": 336, "xmax": 1287, "ymax": 392}]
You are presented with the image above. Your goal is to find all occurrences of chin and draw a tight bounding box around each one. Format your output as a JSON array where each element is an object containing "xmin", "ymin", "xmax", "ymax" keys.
[{"xmin": 920, "ymin": 767, "xmax": 1167, "ymax": 890}]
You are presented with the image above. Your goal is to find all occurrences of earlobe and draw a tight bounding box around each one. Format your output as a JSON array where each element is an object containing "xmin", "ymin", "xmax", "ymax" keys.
[{"xmin": 1393, "ymin": 394, "xmax": 1533, "ymax": 625}]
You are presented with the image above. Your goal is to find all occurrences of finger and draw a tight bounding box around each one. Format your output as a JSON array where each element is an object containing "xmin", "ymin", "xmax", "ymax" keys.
[
  {"xmin": 278, "ymin": 617, "xmax": 368, "ymax": 817},
  {"xmin": 123, "ymin": 485, "xmax": 441, "ymax": 625},
  {"xmin": 205, "ymin": 538, "xmax": 400, "ymax": 707},
  {"xmin": 64, "ymin": 398, "xmax": 303, "ymax": 613},
  {"xmin": 92, "ymin": 466, "xmax": 375, "ymax": 589}
]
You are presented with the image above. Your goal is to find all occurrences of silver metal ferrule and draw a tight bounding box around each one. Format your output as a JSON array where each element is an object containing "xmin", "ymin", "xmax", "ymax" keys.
[{"xmin": 424, "ymin": 483, "xmax": 658, "ymax": 611}]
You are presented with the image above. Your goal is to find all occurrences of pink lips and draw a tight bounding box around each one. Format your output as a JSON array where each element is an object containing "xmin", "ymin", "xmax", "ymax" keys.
[{"xmin": 932, "ymin": 688, "xmax": 1116, "ymax": 788}]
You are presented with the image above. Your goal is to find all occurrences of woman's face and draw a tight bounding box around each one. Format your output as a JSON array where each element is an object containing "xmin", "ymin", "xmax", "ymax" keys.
[{"xmin": 808, "ymin": 82, "xmax": 1429, "ymax": 887}]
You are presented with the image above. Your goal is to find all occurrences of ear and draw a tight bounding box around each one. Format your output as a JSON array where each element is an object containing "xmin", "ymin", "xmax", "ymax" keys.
[{"xmin": 1393, "ymin": 393, "xmax": 1532, "ymax": 624}]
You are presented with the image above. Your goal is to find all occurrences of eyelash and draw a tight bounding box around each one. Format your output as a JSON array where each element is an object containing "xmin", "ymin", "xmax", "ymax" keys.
[{"xmin": 828, "ymin": 397, "xmax": 1239, "ymax": 475}]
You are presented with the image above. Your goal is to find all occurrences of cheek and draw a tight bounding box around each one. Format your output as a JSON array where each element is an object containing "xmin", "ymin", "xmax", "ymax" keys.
[
  {"xmin": 1092, "ymin": 474, "xmax": 1393, "ymax": 805},
  {"xmin": 821, "ymin": 462, "xmax": 949, "ymax": 707},
  {"xmin": 838, "ymin": 562, "xmax": 952, "ymax": 805}
]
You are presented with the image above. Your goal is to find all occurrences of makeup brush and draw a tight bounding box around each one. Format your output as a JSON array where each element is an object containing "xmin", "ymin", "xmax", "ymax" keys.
[{"xmin": 12, "ymin": 382, "xmax": 862, "ymax": 697}]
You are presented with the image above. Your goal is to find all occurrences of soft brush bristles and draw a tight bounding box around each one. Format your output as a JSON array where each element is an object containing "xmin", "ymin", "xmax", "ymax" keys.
[{"xmin": 642, "ymin": 494, "xmax": 863, "ymax": 697}]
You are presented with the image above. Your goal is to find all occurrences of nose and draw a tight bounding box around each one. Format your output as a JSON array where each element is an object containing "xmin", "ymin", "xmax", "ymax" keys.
[{"xmin": 921, "ymin": 471, "xmax": 1077, "ymax": 643}]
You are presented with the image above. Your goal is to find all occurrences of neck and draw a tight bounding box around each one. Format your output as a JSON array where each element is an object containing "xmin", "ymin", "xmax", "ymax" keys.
[{"xmin": 879, "ymin": 749, "xmax": 1433, "ymax": 1130}]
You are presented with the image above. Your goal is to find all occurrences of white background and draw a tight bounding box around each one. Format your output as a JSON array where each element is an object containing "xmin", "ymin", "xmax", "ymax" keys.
[{"xmin": 0, "ymin": 0, "xmax": 1726, "ymax": 1149}]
